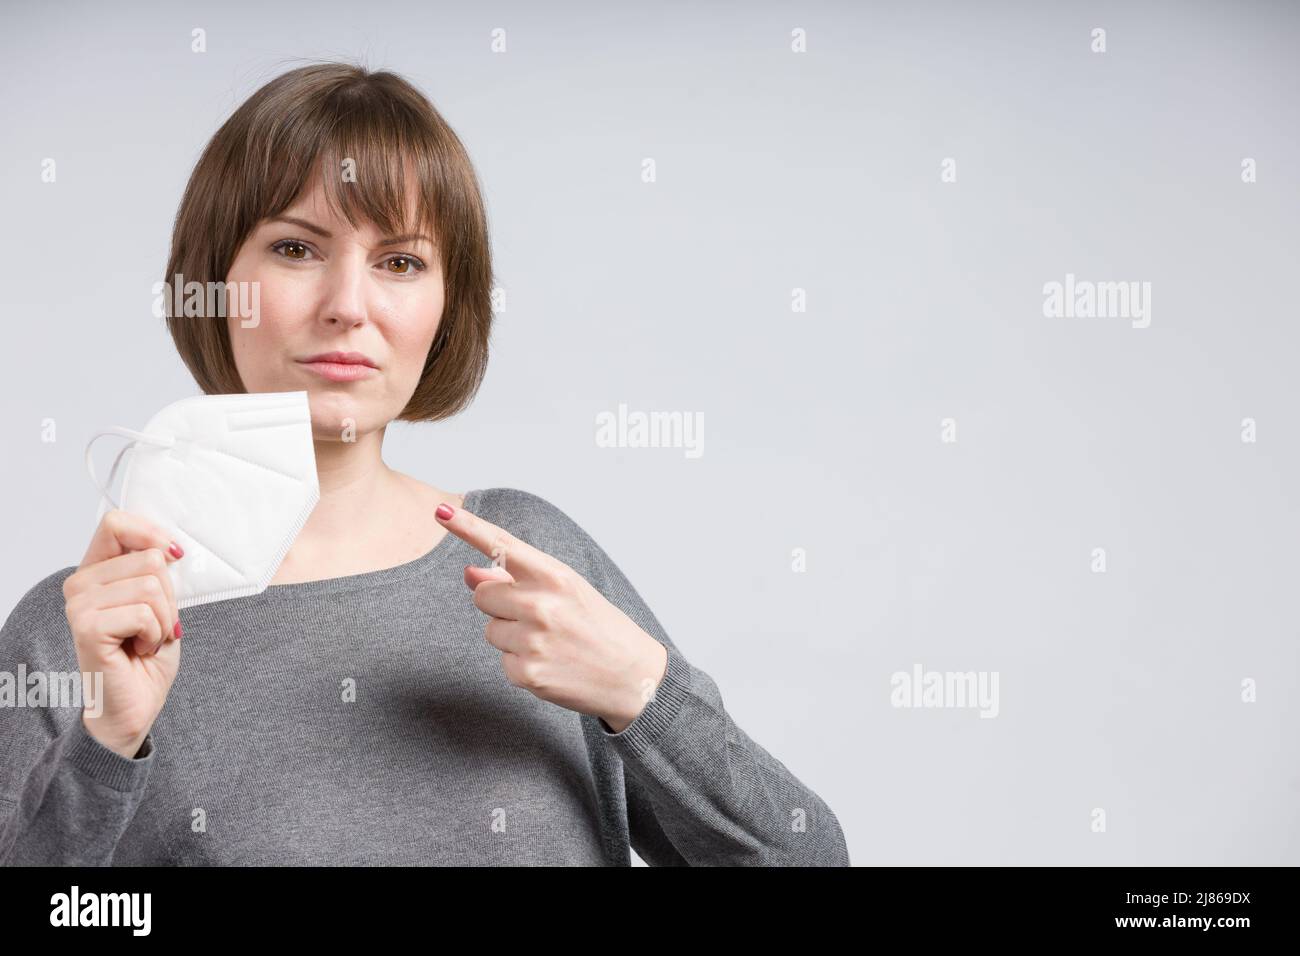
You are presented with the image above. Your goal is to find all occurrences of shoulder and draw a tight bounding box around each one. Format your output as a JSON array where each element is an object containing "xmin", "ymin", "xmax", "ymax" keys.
[
  {"xmin": 467, "ymin": 487, "xmax": 599, "ymax": 571},
  {"xmin": 4, "ymin": 566, "xmax": 76, "ymax": 625},
  {"xmin": 468, "ymin": 488, "xmax": 676, "ymax": 648},
  {"xmin": 0, "ymin": 566, "xmax": 78, "ymax": 662}
]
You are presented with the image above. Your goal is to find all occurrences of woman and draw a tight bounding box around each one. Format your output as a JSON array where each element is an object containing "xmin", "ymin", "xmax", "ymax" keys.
[{"xmin": 0, "ymin": 62, "xmax": 849, "ymax": 866}]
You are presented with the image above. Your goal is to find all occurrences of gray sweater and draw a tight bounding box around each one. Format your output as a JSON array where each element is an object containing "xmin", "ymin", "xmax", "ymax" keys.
[{"xmin": 0, "ymin": 487, "xmax": 849, "ymax": 866}]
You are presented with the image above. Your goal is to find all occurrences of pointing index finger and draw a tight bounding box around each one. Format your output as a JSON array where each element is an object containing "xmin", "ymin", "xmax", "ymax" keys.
[{"xmin": 435, "ymin": 501, "xmax": 550, "ymax": 580}]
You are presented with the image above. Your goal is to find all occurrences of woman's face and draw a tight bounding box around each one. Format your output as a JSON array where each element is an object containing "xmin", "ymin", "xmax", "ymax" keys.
[{"xmin": 224, "ymin": 176, "xmax": 443, "ymax": 439}]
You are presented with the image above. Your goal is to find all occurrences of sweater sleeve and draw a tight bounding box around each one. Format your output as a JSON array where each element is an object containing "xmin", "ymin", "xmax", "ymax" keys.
[
  {"xmin": 514, "ymin": 491, "xmax": 851, "ymax": 867},
  {"xmin": 0, "ymin": 570, "xmax": 156, "ymax": 866}
]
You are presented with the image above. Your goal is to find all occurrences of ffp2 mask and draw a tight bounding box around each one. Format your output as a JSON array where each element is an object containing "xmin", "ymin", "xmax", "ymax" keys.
[{"xmin": 84, "ymin": 391, "xmax": 321, "ymax": 608}]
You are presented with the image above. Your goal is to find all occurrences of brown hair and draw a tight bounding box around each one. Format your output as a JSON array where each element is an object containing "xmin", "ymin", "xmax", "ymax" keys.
[{"xmin": 163, "ymin": 60, "xmax": 493, "ymax": 423}]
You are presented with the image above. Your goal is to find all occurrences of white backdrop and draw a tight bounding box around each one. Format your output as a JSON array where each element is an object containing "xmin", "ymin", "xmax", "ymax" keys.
[{"xmin": 1, "ymin": 0, "xmax": 1297, "ymax": 865}]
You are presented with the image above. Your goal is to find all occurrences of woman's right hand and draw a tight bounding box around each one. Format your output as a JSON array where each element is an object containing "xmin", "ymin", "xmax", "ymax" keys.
[{"xmin": 63, "ymin": 510, "xmax": 186, "ymax": 759}]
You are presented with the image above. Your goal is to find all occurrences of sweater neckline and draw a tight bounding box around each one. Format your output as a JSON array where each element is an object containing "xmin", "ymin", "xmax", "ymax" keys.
[{"xmin": 255, "ymin": 487, "xmax": 484, "ymax": 602}]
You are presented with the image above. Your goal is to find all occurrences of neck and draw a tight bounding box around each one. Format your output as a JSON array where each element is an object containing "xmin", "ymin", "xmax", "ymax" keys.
[{"xmin": 299, "ymin": 427, "xmax": 399, "ymax": 545}]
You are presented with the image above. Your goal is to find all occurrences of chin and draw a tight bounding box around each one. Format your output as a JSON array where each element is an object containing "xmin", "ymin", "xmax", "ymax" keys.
[{"xmin": 311, "ymin": 419, "xmax": 369, "ymax": 442}]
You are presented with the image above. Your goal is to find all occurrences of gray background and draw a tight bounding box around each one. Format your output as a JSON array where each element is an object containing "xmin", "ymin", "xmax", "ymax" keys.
[{"xmin": 2, "ymin": 0, "xmax": 1297, "ymax": 865}]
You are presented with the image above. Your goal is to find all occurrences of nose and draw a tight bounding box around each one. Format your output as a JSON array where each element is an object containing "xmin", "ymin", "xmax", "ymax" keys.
[{"xmin": 317, "ymin": 254, "xmax": 369, "ymax": 330}]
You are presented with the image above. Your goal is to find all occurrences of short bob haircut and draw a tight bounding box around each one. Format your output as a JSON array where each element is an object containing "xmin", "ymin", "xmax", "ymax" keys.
[{"xmin": 164, "ymin": 61, "xmax": 493, "ymax": 423}]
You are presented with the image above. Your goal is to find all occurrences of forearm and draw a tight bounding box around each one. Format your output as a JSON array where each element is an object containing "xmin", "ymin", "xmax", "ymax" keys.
[
  {"xmin": 1, "ymin": 716, "xmax": 155, "ymax": 866},
  {"xmin": 601, "ymin": 641, "xmax": 850, "ymax": 866}
]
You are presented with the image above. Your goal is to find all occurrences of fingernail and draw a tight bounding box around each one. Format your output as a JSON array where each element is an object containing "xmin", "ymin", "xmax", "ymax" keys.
[
  {"xmin": 436, "ymin": 503, "xmax": 454, "ymax": 520},
  {"xmin": 173, "ymin": 619, "xmax": 183, "ymax": 639},
  {"xmin": 168, "ymin": 541, "xmax": 185, "ymax": 559}
]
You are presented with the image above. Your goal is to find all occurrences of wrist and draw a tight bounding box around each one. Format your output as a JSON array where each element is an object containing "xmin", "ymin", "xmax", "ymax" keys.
[
  {"xmin": 82, "ymin": 712, "xmax": 150, "ymax": 760},
  {"xmin": 602, "ymin": 641, "xmax": 669, "ymax": 733}
]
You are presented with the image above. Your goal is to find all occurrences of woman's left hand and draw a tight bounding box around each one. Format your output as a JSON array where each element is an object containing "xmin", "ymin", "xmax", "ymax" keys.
[{"xmin": 436, "ymin": 501, "xmax": 669, "ymax": 733}]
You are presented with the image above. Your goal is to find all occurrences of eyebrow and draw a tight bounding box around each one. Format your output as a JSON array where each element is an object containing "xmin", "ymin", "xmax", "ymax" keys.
[{"xmin": 269, "ymin": 216, "xmax": 435, "ymax": 247}]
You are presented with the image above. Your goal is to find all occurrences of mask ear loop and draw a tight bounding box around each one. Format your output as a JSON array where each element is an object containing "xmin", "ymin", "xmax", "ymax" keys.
[{"xmin": 85, "ymin": 427, "xmax": 176, "ymax": 513}]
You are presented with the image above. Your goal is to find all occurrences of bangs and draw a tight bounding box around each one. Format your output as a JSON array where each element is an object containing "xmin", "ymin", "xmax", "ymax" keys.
[{"xmin": 246, "ymin": 78, "xmax": 443, "ymax": 243}]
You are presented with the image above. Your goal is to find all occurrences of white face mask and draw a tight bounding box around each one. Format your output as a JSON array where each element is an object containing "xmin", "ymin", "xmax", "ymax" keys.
[{"xmin": 84, "ymin": 391, "xmax": 321, "ymax": 608}]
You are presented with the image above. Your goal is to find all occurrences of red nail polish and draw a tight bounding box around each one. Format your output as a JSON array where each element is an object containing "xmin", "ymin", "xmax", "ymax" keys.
[
  {"xmin": 436, "ymin": 503, "xmax": 454, "ymax": 520},
  {"xmin": 173, "ymin": 619, "xmax": 183, "ymax": 639},
  {"xmin": 168, "ymin": 541, "xmax": 185, "ymax": 559}
]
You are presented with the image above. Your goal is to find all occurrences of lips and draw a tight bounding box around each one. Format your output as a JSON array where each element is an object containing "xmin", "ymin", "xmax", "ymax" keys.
[
  {"xmin": 296, "ymin": 350, "xmax": 380, "ymax": 383},
  {"xmin": 298, "ymin": 351, "xmax": 378, "ymax": 369}
]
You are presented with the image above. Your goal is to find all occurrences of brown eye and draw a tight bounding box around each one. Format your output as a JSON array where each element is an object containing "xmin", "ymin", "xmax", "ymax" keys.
[
  {"xmin": 383, "ymin": 253, "xmax": 426, "ymax": 275},
  {"xmin": 273, "ymin": 240, "xmax": 310, "ymax": 260}
]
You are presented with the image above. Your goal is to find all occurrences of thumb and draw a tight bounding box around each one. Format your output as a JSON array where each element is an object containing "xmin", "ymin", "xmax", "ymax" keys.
[{"xmin": 463, "ymin": 563, "xmax": 514, "ymax": 590}]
